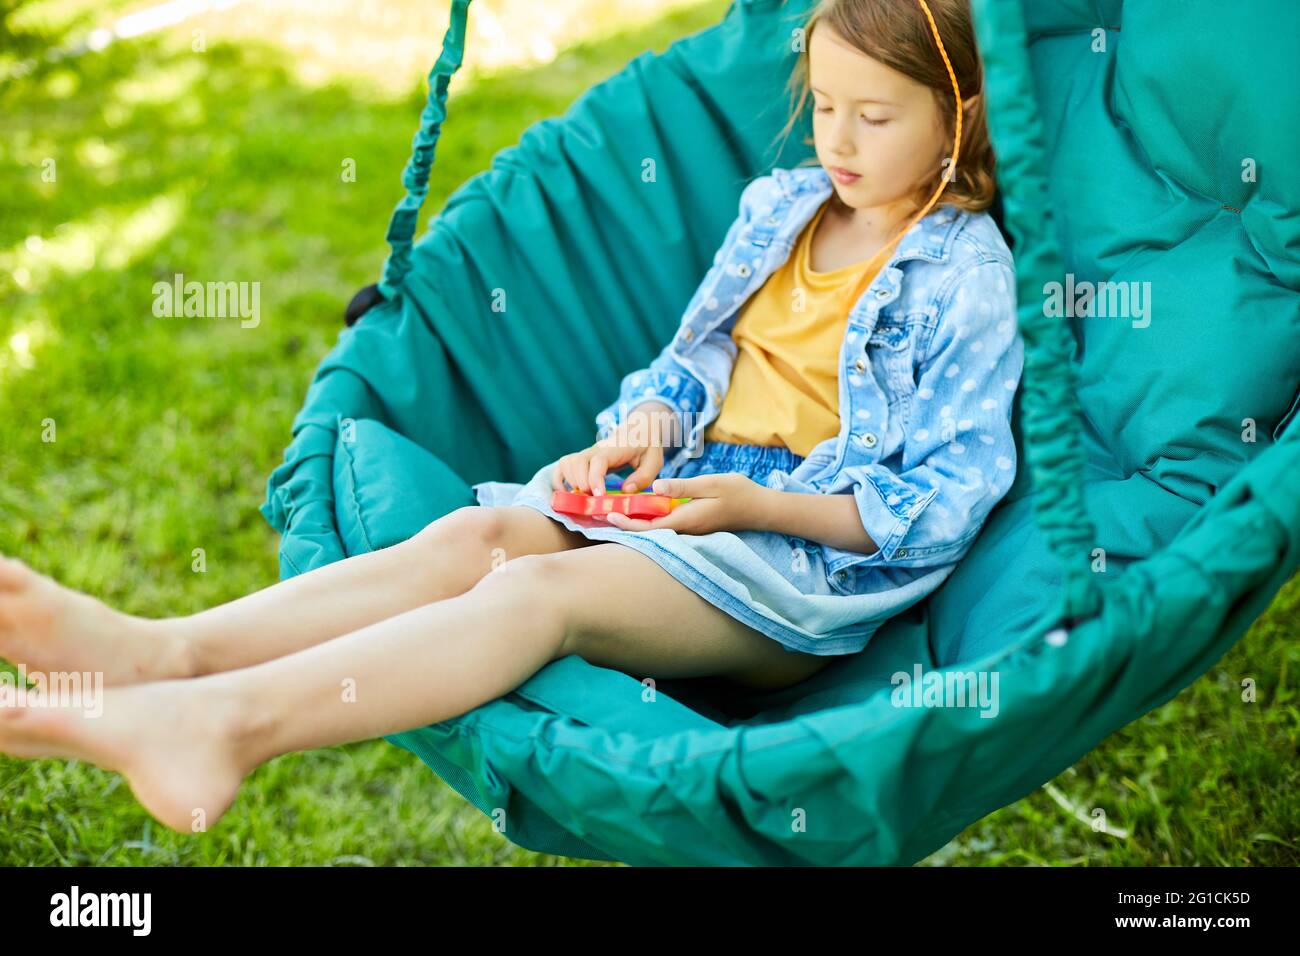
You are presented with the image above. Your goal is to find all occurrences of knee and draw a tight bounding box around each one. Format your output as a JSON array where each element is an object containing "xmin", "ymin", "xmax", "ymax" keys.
[
  {"xmin": 470, "ymin": 551, "xmax": 581, "ymax": 646},
  {"xmin": 408, "ymin": 505, "xmax": 513, "ymax": 565}
]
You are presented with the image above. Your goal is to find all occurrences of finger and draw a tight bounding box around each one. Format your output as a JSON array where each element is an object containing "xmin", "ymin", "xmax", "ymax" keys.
[
  {"xmin": 621, "ymin": 448, "xmax": 663, "ymax": 494},
  {"xmin": 551, "ymin": 459, "xmax": 568, "ymax": 491},
  {"xmin": 611, "ymin": 502, "xmax": 697, "ymax": 533},
  {"xmin": 650, "ymin": 502, "xmax": 697, "ymax": 532},
  {"xmin": 587, "ymin": 451, "xmax": 614, "ymax": 497},
  {"xmin": 562, "ymin": 457, "xmax": 585, "ymax": 493},
  {"xmin": 650, "ymin": 475, "xmax": 713, "ymax": 499},
  {"xmin": 605, "ymin": 512, "xmax": 686, "ymax": 535},
  {"xmin": 574, "ymin": 455, "xmax": 596, "ymax": 494},
  {"xmin": 605, "ymin": 511, "xmax": 653, "ymax": 531}
]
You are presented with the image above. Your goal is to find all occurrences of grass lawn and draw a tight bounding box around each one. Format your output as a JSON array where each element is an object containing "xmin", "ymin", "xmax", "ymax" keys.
[{"xmin": 0, "ymin": 0, "xmax": 1296, "ymax": 866}]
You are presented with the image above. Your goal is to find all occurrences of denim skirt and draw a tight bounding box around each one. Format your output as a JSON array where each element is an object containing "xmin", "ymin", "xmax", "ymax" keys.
[{"xmin": 471, "ymin": 440, "xmax": 948, "ymax": 656}]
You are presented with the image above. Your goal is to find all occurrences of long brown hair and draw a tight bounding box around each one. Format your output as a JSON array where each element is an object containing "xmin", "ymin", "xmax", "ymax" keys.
[{"xmin": 776, "ymin": 0, "xmax": 996, "ymax": 213}]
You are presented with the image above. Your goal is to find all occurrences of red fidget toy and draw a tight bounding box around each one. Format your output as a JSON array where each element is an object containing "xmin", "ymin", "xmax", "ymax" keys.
[
  {"xmin": 548, "ymin": 476, "xmax": 691, "ymax": 520},
  {"xmin": 551, "ymin": 478, "xmax": 690, "ymax": 519}
]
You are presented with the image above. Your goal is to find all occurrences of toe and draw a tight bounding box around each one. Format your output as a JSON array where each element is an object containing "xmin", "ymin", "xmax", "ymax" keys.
[{"xmin": 0, "ymin": 557, "xmax": 32, "ymax": 591}]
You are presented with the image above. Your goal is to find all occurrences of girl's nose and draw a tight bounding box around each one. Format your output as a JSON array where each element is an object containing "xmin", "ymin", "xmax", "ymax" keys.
[{"xmin": 829, "ymin": 115, "xmax": 856, "ymax": 155}]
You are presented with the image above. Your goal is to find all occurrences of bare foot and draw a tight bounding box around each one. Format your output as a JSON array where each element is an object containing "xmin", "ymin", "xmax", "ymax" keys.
[
  {"xmin": 0, "ymin": 679, "xmax": 247, "ymax": 833},
  {"xmin": 0, "ymin": 555, "xmax": 194, "ymax": 685}
]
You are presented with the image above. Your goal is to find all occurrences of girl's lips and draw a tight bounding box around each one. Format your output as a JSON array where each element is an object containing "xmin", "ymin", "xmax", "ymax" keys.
[{"xmin": 829, "ymin": 166, "xmax": 861, "ymax": 185}]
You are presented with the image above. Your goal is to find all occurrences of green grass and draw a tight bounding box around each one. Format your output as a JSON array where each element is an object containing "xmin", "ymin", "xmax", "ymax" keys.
[{"xmin": 1, "ymin": 0, "xmax": 1296, "ymax": 866}]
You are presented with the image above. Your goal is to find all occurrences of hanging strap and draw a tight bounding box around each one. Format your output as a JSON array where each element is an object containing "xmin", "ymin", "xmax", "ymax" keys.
[
  {"xmin": 970, "ymin": 0, "xmax": 1100, "ymax": 623},
  {"xmin": 377, "ymin": 0, "xmax": 473, "ymax": 299}
]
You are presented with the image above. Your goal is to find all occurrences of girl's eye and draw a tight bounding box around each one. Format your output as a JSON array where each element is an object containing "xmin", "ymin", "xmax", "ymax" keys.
[
  {"xmin": 862, "ymin": 116, "xmax": 891, "ymax": 127},
  {"xmin": 815, "ymin": 104, "xmax": 832, "ymax": 113}
]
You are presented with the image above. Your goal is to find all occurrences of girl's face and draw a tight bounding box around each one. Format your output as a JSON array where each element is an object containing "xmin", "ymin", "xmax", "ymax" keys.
[{"xmin": 808, "ymin": 23, "xmax": 950, "ymax": 221}]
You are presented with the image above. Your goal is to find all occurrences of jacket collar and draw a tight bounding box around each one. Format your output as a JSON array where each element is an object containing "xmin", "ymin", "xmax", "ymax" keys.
[{"xmin": 773, "ymin": 164, "xmax": 966, "ymax": 265}]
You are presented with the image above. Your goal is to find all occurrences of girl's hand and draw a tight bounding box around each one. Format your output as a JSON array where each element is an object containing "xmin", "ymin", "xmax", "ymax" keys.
[
  {"xmin": 552, "ymin": 401, "xmax": 677, "ymax": 496},
  {"xmin": 605, "ymin": 473, "xmax": 770, "ymax": 535}
]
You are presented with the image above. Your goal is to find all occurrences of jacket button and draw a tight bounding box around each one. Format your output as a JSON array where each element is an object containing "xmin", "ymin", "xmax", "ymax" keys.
[
  {"xmin": 875, "ymin": 287, "xmax": 890, "ymax": 299},
  {"xmin": 765, "ymin": 216, "xmax": 779, "ymax": 225},
  {"xmin": 854, "ymin": 357, "xmax": 867, "ymax": 372},
  {"xmin": 896, "ymin": 548, "xmax": 909, "ymax": 558},
  {"xmin": 682, "ymin": 328, "xmax": 694, "ymax": 342},
  {"xmin": 737, "ymin": 263, "xmax": 752, "ymax": 277},
  {"xmin": 861, "ymin": 432, "xmax": 878, "ymax": 448}
]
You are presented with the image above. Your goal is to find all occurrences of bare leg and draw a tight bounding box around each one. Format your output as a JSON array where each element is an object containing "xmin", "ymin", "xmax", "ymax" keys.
[
  {"xmin": 0, "ymin": 506, "xmax": 591, "ymax": 685},
  {"xmin": 0, "ymin": 543, "xmax": 831, "ymax": 832}
]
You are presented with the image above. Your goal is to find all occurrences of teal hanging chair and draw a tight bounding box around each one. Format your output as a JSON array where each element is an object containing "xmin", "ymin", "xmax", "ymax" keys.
[{"xmin": 262, "ymin": 0, "xmax": 1300, "ymax": 865}]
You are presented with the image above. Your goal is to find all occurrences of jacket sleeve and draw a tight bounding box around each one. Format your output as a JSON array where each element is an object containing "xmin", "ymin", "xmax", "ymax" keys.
[
  {"xmin": 845, "ymin": 258, "xmax": 1024, "ymax": 567},
  {"xmin": 592, "ymin": 341, "xmax": 708, "ymax": 445},
  {"xmin": 594, "ymin": 176, "xmax": 767, "ymax": 443}
]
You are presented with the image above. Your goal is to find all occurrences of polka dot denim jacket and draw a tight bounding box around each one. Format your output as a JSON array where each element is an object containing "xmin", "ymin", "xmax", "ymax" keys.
[{"xmin": 594, "ymin": 164, "xmax": 1023, "ymax": 580}]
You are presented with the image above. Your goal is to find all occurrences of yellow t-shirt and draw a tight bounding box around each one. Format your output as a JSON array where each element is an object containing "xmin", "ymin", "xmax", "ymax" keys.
[{"xmin": 704, "ymin": 201, "xmax": 888, "ymax": 457}]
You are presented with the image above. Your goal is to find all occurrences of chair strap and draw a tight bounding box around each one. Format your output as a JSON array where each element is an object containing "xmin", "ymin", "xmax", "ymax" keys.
[
  {"xmin": 971, "ymin": 0, "xmax": 1101, "ymax": 621},
  {"xmin": 377, "ymin": 0, "xmax": 473, "ymax": 299}
]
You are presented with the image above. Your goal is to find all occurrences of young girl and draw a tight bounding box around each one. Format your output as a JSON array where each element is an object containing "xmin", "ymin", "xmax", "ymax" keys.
[{"xmin": 0, "ymin": 0, "xmax": 1021, "ymax": 833}]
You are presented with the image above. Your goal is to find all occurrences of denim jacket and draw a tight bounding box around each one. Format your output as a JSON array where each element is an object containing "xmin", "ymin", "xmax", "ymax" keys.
[{"xmin": 594, "ymin": 165, "xmax": 1023, "ymax": 581}]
